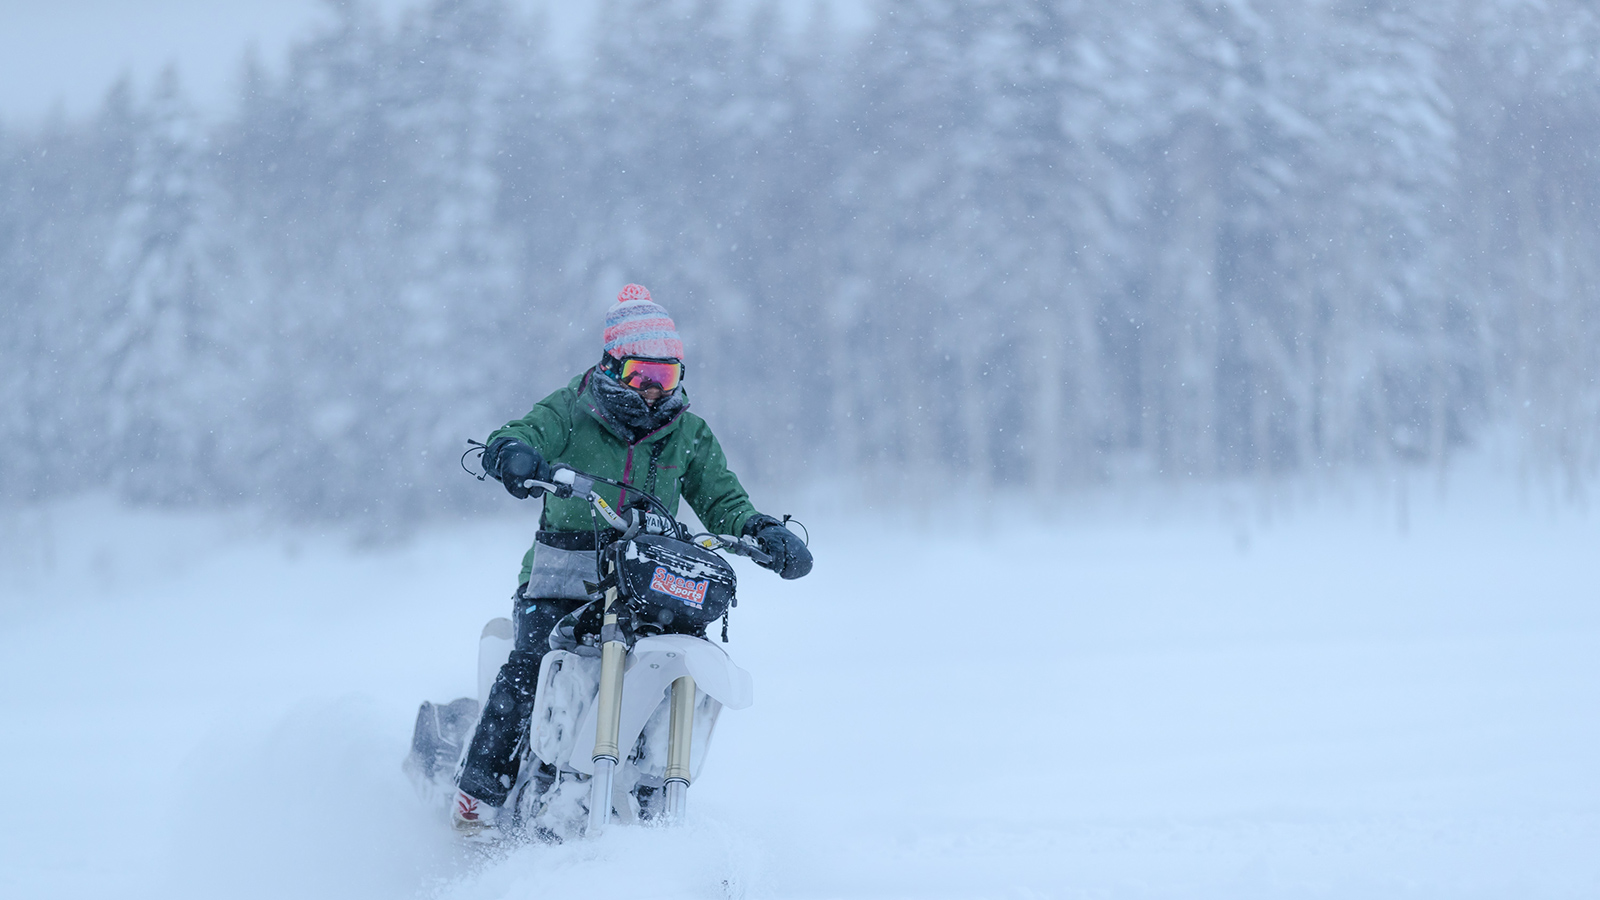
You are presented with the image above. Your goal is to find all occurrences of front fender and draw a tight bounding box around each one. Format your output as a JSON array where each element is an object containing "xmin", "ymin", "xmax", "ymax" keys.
[
  {"xmin": 568, "ymin": 635, "xmax": 752, "ymax": 776},
  {"xmin": 633, "ymin": 634, "xmax": 754, "ymax": 710}
]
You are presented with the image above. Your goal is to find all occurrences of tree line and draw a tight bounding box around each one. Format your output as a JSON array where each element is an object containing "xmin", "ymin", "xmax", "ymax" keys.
[{"xmin": 2, "ymin": 0, "xmax": 1597, "ymax": 522}]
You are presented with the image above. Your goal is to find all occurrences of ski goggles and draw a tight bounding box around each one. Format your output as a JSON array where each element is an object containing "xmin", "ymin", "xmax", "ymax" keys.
[{"xmin": 616, "ymin": 356, "xmax": 683, "ymax": 393}]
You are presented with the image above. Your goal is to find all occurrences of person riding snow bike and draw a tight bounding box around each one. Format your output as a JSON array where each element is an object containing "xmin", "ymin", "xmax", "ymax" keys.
[{"xmin": 451, "ymin": 284, "xmax": 812, "ymax": 834}]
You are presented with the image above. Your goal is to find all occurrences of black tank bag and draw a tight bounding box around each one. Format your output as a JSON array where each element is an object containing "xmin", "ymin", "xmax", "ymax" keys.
[{"xmin": 608, "ymin": 534, "xmax": 736, "ymax": 631}]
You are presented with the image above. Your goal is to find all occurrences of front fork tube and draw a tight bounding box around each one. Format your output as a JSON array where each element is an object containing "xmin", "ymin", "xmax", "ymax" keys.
[
  {"xmin": 662, "ymin": 674, "xmax": 696, "ymax": 822},
  {"xmin": 587, "ymin": 594, "xmax": 627, "ymax": 836},
  {"xmin": 587, "ymin": 592, "xmax": 700, "ymax": 833}
]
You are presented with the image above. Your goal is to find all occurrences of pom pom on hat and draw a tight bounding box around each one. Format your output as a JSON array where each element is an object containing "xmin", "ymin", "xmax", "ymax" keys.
[{"xmin": 603, "ymin": 284, "xmax": 684, "ymax": 360}]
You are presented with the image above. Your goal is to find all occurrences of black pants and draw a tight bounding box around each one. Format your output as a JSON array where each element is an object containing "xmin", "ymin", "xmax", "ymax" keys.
[{"xmin": 456, "ymin": 590, "xmax": 586, "ymax": 806}]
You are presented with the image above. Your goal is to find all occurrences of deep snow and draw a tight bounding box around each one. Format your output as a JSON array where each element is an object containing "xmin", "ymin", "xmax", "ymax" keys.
[{"xmin": 1, "ymin": 476, "xmax": 1597, "ymax": 899}]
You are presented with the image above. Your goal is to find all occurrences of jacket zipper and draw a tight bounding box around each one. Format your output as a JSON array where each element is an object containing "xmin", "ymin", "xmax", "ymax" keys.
[{"xmin": 619, "ymin": 443, "xmax": 635, "ymax": 508}]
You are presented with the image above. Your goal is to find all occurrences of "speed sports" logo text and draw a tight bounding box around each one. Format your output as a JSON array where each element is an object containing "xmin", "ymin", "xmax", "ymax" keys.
[{"xmin": 649, "ymin": 565, "xmax": 709, "ymax": 609}]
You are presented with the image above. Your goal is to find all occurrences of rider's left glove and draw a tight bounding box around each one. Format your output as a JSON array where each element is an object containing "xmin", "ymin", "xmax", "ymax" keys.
[
  {"xmin": 743, "ymin": 515, "xmax": 813, "ymax": 580},
  {"xmin": 484, "ymin": 437, "xmax": 550, "ymax": 499}
]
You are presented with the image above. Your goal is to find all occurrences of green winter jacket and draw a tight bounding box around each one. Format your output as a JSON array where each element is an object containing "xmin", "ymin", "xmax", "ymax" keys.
[{"xmin": 488, "ymin": 369, "xmax": 761, "ymax": 585}]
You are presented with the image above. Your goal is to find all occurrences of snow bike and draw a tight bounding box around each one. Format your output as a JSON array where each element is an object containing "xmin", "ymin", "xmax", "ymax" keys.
[{"xmin": 405, "ymin": 463, "xmax": 767, "ymax": 841}]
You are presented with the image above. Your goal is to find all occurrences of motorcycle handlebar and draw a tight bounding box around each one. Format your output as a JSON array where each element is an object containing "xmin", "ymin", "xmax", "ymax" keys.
[
  {"xmin": 523, "ymin": 464, "xmax": 775, "ymax": 565},
  {"xmin": 519, "ymin": 464, "xmax": 592, "ymax": 501},
  {"xmin": 470, "ymin": 442, "xmax": 700, "ymax": 539},
  {"xmin": 521, "ymin": 465, "xmax": 693, "ymax": 539},
  {"xmin": 700, "ymin": 534, "xmax": 774, "ymax": 566}
]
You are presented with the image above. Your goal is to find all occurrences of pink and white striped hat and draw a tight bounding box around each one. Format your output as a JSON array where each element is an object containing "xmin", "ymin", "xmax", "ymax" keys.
[{"xmin": 603, "ymin": 284, "xmax": 684, "ymax": 360}]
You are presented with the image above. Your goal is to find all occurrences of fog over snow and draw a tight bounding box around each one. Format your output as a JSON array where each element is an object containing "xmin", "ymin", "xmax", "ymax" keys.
[{"xmin": 2, "ymin": 469, "xmax": 1596, "ymax": 898}]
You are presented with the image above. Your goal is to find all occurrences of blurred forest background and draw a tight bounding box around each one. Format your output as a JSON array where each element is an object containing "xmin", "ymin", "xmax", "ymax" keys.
[{"xmin": 2, "ymin": 0, "xmax": 1597, "ymax": 522}]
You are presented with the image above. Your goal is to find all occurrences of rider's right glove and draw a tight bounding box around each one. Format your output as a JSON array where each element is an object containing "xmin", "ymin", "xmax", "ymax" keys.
[
  {"xmin": 484, "ymin": 437, "xmax": 550, "ymax": 499},
  {"xmin": 743, "ymin": 514, "xmax": 813, "ymax": 580}
]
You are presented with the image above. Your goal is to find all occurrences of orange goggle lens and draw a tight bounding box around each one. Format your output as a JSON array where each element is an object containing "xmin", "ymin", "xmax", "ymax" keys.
[{"xmin": 617, "ymin": 357, "xmax": 682, "ymax": 392}]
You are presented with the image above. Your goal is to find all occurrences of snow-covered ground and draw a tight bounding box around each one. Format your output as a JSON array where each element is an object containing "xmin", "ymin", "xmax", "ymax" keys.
[{"xmin": 2, "ymin": 475, "xmax": 1597, "ymax": 899}]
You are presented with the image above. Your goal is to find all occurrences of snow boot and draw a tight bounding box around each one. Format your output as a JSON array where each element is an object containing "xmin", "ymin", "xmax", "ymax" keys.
[{"xmin": 451, "ymin": 789, "xmax": 499, "ymax": 836}]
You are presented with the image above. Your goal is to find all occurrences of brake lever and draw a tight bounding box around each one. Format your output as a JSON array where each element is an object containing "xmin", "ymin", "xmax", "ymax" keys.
[
  {"xmin": 530, "ymin": 467, "xmax": 597, "ymax": 500},
  {"xmin": 696, "ymin": 534, "xmax": 772, "ymax": 565},
  {"xmin": 521, "ymin": 478, "xmax": 564, "ymax": 497},
  {"xmin": 731, "ymin": 535, "xmax": 774, "ymax": 565}
]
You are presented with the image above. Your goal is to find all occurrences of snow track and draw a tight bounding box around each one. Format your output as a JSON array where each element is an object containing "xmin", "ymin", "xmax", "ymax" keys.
[{"xmin": 2, "ymin": 483, "xmax": 1597, "ymax": 898}]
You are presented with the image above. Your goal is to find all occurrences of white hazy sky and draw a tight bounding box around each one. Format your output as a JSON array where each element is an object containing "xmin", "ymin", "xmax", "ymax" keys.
[
  {"xmin": 0, "ymin": 1, "xmax": 866, "ymax": 126},
  {"xmin": 3, "ymin": 0, "xmax": 322, "ymax": 122},
  {"xmin": 0, "ymin": 0, "xmax": 554, "ymax": 124}
]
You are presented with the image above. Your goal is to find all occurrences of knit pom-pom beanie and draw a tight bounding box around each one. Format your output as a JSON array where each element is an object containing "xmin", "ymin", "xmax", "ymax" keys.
[{"xmin": 602, "ymin": 284, "xmax": 684, "ymax": 360}]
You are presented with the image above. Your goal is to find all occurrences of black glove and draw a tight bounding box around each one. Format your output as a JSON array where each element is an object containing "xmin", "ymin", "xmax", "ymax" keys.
[
  {"xmin": 484, "ymin": 437, "xmax": 549, "ymax": 499},
  {"xmin": 743, "ymin": 514, "xmax": 813, "ymax": 580}
]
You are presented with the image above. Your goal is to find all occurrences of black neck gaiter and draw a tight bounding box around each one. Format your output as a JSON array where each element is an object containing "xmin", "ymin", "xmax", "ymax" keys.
[{"xmin": 588, "ymin": 368, "xmax": 689, "ymax": 444}]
